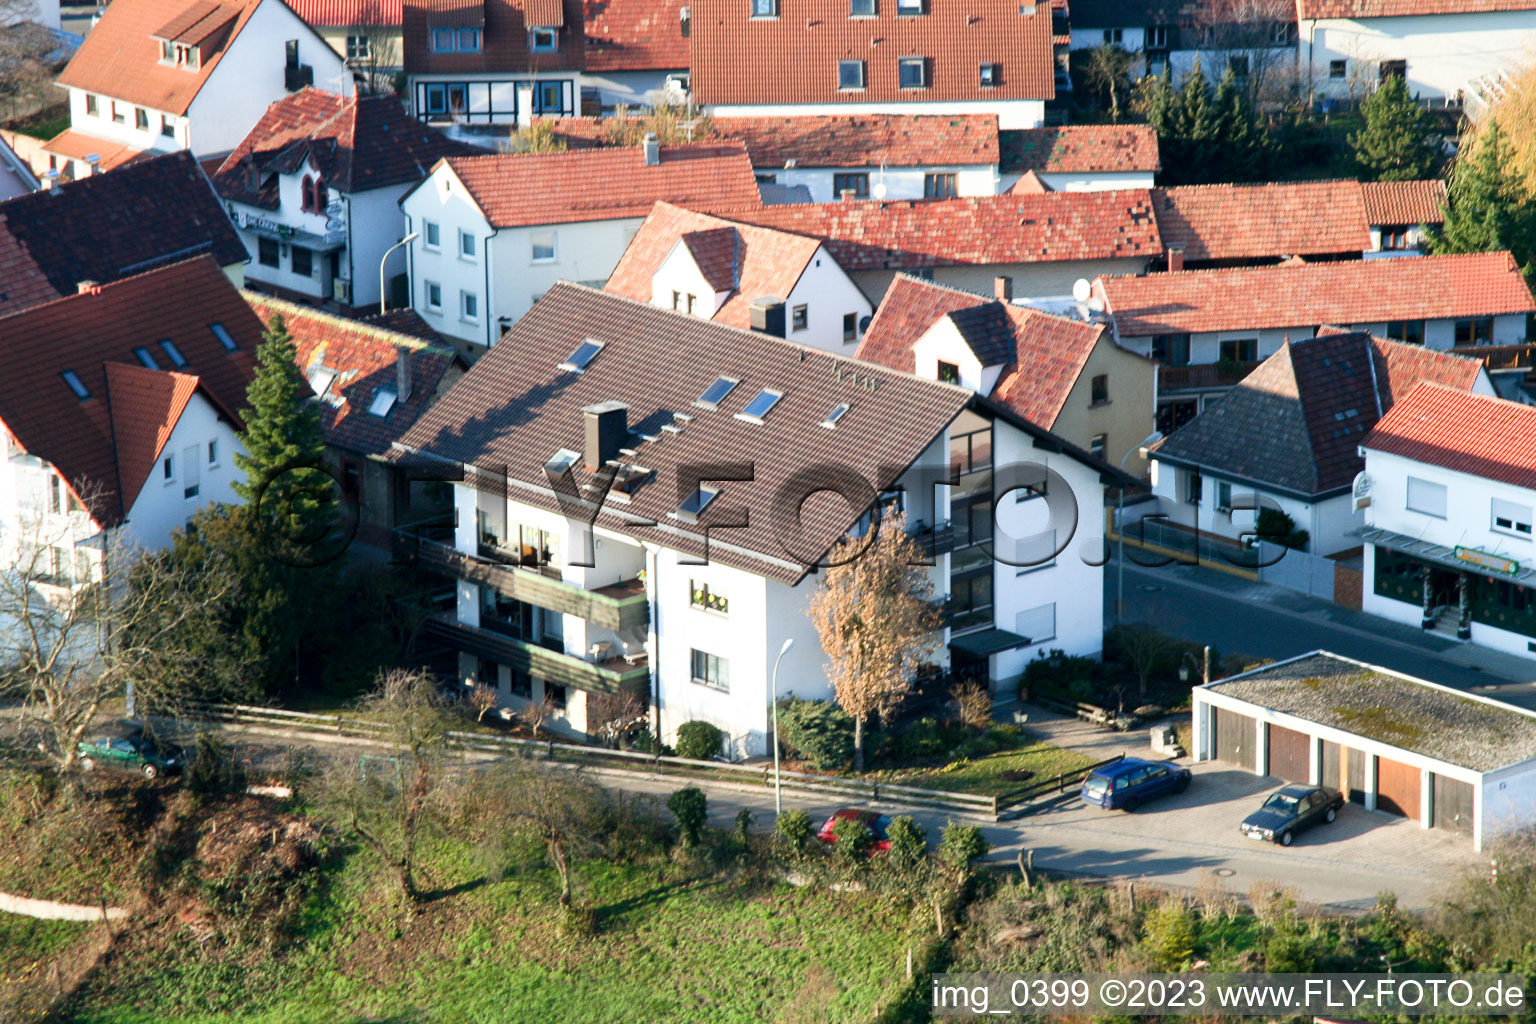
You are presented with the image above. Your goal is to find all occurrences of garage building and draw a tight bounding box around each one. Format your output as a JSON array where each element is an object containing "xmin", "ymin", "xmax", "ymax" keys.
[{"xmin": 1191, "ymin": 651, "xmax": 1536, "ymax": 850}]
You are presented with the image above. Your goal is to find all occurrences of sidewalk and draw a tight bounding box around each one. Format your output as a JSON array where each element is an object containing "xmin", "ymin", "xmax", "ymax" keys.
[{"xmin": 1121, "ymin": 560, "xmax": 1536, "ymax": 686}]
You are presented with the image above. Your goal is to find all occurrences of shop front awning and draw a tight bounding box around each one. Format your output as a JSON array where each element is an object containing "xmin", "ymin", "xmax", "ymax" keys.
[
  {"xmin": 950, "ymin": 627, "xmax": 1030, "ymax": 659},
  {"xmin": 1353, "ymin": 526, "xmax": 1536, "ymax": 586}
]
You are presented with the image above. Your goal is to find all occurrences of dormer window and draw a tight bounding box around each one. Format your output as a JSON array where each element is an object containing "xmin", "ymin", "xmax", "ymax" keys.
[
  {"xmin": 530, "ymin": 26, "xmax": 557, "ymax": 51},
  {"xmin": 160, "ymin": 39, "xmax": 174, "ymax": 62}
]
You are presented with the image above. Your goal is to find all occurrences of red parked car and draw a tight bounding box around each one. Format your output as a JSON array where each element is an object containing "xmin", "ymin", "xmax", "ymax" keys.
[{"xmin": 816, "ymin": 809, "xmax": 893, "ymax": 853}]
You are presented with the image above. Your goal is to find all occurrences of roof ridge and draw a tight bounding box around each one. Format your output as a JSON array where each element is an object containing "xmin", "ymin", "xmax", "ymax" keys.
[
  {"xmin": 1157, "ymin": 178, "xmax": 1357, "ymax": 192},
  {"xmin": 1107, "ymin": 248, "xmax": 1517, "ymax": 281},
  {"xmin": 0, "ymin": 254, "xmax": 222, "ymax": 325},
  {"xmin": 243, "ymin": 291, "xmax": 453, "ymax": 353}
]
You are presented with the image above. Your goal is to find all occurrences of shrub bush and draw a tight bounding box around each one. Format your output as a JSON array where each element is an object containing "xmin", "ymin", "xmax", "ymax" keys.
[
  {"xmin": 986, "ymin": 724, "xmax": 1023, "ymax": 747},
  {"xmin": 900, "ymin": 718, "xmax": 947, "ymax": 761},
  {"xmin": 732, "ymin": 807, "xmax": 753, "ymax": 847},
  {"xmin": 1145, "ymin": 902, "xmax": 1197, "ymax": 969},
  {"xmin": 776, "ymin": 808, "xmax": 813, "ymax": 853},
  {"xmin": 776, "ymin": 698, "xmax": 855, "ymax": 771},
  {"xmin": 952, "ymin": 734, "xmax": 1002, "ymax": 761},
  {"xmin": 938, "ymin": 822, "xmax": 989, "ymax": 876},
  {"xmin": 666, "ymin": 786, "xmax": 708, "ymax": 847},
  {"xmin": 885, "ymin": 815, "xmax": 927, "ymax": 874},
  {"xmin": 1022, "ymin": 648, "xmax": 1107, "ymax": 700},
  {"xmin": 675, "ymin": 721, "xmax": 723, "ymax": 761},
  {"xmin": 830, "ymin": 815, "xmax": 873, "ymax": 866},
  {"xmin": 186, "ymin": 732, "xmax": 245, "ymax": 798}
]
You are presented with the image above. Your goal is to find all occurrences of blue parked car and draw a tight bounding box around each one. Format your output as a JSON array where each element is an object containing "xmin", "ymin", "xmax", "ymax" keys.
[{"xmin": 1080, "ymin": 757, "xmax": 1191, "ymax": 811}]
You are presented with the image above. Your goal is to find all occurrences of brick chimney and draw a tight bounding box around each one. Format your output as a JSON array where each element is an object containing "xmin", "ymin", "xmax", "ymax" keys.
[
  {"xmin": 76, "ymin": 280, "xmax": 101, "ymax": 294},
  {"xmin": 993, "ymin": 275, "xmax": 1013, "ymax": 302},
  {"xmin": 583, "ymin": 401, "xmax": 629, "ymax": 472},
  {"xmin": 396, "ymin": 348, "xmax": 412, "ymax": 401},
  {"xmin": 1167, "ymin": 243, "xmax": 1186, "ymax": 272}
]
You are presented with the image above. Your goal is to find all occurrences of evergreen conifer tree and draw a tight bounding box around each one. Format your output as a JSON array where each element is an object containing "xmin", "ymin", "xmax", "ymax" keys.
[{"xmin": 1350, "ymin": 74, "xmax": 1440, "ymax": 181}]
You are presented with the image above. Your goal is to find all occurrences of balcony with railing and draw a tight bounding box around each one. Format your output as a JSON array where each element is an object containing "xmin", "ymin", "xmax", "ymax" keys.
[
  {"xmin": 907, "ymin": 518, "xmax": 955, "ymax": 558},
  {"xmin": 1157, "ymin": 361, "xmax": 1262, "ymax": 392},
  {"xmin": 396, "ymin": 527, "xmax": 650, "ymax": 632},
  {"xmin": 1448, "ymin": 342, "xmax": 1536, "ymax": 372}
]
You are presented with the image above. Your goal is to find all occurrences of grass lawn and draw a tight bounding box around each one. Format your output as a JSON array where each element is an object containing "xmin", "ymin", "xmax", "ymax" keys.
[
  {"xmin": 0, "ymin": 914, "xmax": 90, "ymax": 978},
  {"xmin": 63, "ymin": 838, "xmax": 922, "ymax": 1024},
  {"xmin": 871, "ymin": 738, "xmax": 1097, "ymax": 798}
]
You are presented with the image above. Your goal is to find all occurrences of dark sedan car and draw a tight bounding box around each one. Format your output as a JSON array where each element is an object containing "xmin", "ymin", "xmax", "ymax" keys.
[
  {"xmin": 1080, "ymin": 757, "xmax": 1191, "ymax": 811},
  {"xmin": 1241, "ymin": 784, "xmax": 1343, "ymax": 846}
]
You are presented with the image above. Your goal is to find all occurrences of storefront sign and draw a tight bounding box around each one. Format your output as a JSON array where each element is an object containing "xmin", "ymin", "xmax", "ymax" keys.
[
  {"xmin": 239, "ymin": 212, "xmax": 290, "ymax": 237},
  {"xmin": 1455, "ymin": 545, "xmax": 1520, "ymax": 576},
  {"xmin": 1351, "ymin": 471, "xmax": 1373, "ymax": 512}
]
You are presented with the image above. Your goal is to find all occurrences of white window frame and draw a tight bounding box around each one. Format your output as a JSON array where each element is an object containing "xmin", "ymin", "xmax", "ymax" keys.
[
  {"xmin": 425, "ymin": 280, "xmax": 443, "ymax": 312},
  {"xmin": 1406, "ymin": 476, "xmax": 1447, "ymax": 519},
  {"xmin": 1492, "ymin": 497, "xmax": 1533, "ymax": 538},
  {"xmin": 458, "ymin": 229, "xmax": 477, "ymax": 261},
  {"xmin": 423, "ymin": 220, "xmax": 441, "ymax": 251},
  {"xmin": 208, "ymin": 439, "xmax": 219, "ymax": 466},
  {"xmin": 460, "ymin": 289, "xmax": 479, "ymax": 322},
  {"xmin": 531, "ymin": 231, "xmax": 557, "ymax": 263},
  {"xmin": 838, "ymin": 59, "xmax": 865, "ymax": 90},
  {"xmin": 898, "ymin": 57, "xmax": 927, "ymax": 89},
  {"xmin": 162, "ymin": 454, "xmax": 175, "ymax": 484},
  {"xmin": 690, "ymin": 648, "xmax": 730, "ymax": 692},
  {"xmin": 1015, "ymin": 603, "xmax": 1057, "ymax": 644}
]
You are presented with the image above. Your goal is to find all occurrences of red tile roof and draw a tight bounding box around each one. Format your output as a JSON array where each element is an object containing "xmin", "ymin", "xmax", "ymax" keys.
[
  {"xmin": 1363, "ymin": 381, "xmax": 1536, "ymax": 492},
  {"xmin": 106, "ymin": 361, "xmax": 204, "ymax": 509},
  {"xmin": 0, "ymin": 258, "xmax": 259, "ymax": 526},
  {"xmin": 41, "ymin": 131, "xmax": 151, "ymax": 173},
  {"xmin": 287, "ymin": 0, "xmax": 402, "ymax": 25},
  {"xmin": 434, "ymin": 142, "xmax": 761, "ymax": 227},
  {"xmin": 583, "ymin": 0, "xmax": 688, "ymax": 71},
  {"xmin": 688, "ymin": 0, "xmax": 1055, "ymax": 106},
  {"xmin": 605, "ymin": 202, "xmax": 824, "ymax": 330},
  {"xmin": 856, "ymin": 274, "xmax": 987, "ymax": 373},
  {"xmin": 56, "ymin": 0, "xmax": 264, "ymax": 114},
  {"xmin": 0, "ymin": 151, "xmax": 249, "ymax": 316},
  {"xmin": 1360, "ymin": 179, "xmax": 1447, "ymax": 227},
  {"xmin": 710, "ymin": 114, "xmax": 1000, "ymax": 168},
  {"xmin": 1152, "ymin": 180, "xmax": 1372, "ymax": 262},
  {"xmin": 1298, "ymin": 0, "xmax": 1536, "ymax": 18},
  {"xmin": 999, "ymin": 125, "xmax": 1160, "ymax": 174},
  {"xmin": 853, "ymin": 273, "xmax": 1105, "ymax": 428},
  {"xmin": 212, "ymin": 88, "xmax": 474, "ymax": 207},
  {"xmin": 1096, "ymin": 251, "xmax": 1536, "ymax": 336},
  {"xmin": 245, "ymin": 294, "xmax": 460, "ymax": 457},
  {"xmin": 727, "ymin": 189, "xmax": 1161, "ymax": 271},
  {"xmin": 404, "ymin": 0, "xmax": 584, "ymax": 74}
]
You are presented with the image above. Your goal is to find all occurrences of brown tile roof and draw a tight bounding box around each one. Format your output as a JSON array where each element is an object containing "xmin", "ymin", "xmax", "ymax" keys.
[
  {"xmin": 999, "ymin": 125, "xmax": 1160, "ymax": 174},
  {"xmin": 41, "ymin": 131, "xmax": 152, "ymax": 173},
  {"xmin": 287, "ymin": 0, "xmax": 402, "ymax": 25},
  {"xmin": 391, "ymin": 282, "xmax": 976, "ymax": 582},
  {"xmin": 434, "ymin": 142, "xmax": 761, "ymax": 227},
  {"xmin": 711, "ymin": 114, "xmax": 1000, "ymax": 168},
  {"xmin": 1096, "ymin": 251, "xmax": 1536, "ymax": 336},
  {"xmin": 1151, "ymin": 180, "xmax": 1371, "ymax": 263},
  {"xmin": 212, "ymin": 89, "xmax": 475, "ymax": 208},
  {"xmin": 245, "ymin": 294, "xmax": 460, "ymax": 457},
  {"xmin": 403, "ymin": 0, "xmax": 584, "ymax": 74},
  {"xmin": 1152, "ymin": 331, "xmax": 1483, "ymax": 496},
  {"xmin": 361, "ymin": 307, "xmax": 449, "ymax": 342},
  {"xmin": 605, "ymin": 202, "xmax": 823, "ymax": 329},
  {"xmin": 1360, "ymin": 179, "xmax": 1447, "ymax": 227},
  {"xmin": 1363, "ymin": 381, "xmax": 1536, "ymax": 491},
  {"xmin": 727, "ymin": 189, "xmax": 1161, "ymax": 271},
  {"xmin": 56, "ymin": 0, "xmax": 263, "ymax": 114},
  {"xmin": 688, "ymin": 0, "xmax": 1055, "ymax": 106},
  {"xmin": 582, "ymin": 0, "xmax": 688, "ymax": 70},
  {"xmin": 0, "ymin": 258, "xmax": 260, "ymax": 526},
  {"xmin": 852, "ymin": 273, "xmax": 1104, "ymax": 427},
  {"xmin": 856, "ymin": 274, "xmax": 988, "ymax": 373},
  {"xmin": 1297, "ymin": 0, "xmax": 1536, "ymax": 18},
  {"xmin": 0, "ymin": 151, "xmax": 249, "ymax": 316}
]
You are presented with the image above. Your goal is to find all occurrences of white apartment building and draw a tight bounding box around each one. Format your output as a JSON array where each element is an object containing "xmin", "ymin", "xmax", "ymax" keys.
[{"xmin": 390, "ymin": 283, "xmax": 1121, "ymax": 755}]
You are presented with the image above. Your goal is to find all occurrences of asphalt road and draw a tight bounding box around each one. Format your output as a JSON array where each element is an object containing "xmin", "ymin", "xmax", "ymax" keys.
[{"xmin": 1112, "ymin": 561, "xmax": 1536, "ymax": 707}]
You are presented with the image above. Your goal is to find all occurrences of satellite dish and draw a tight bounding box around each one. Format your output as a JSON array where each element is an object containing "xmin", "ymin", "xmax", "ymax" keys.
[
  {"xmin": 872, "ymin": 181, "xmax": 888, "ymax": 200},
  {"xmin": 1071, "ymin": 278, "xmax": 1092, "ymax": 303}
]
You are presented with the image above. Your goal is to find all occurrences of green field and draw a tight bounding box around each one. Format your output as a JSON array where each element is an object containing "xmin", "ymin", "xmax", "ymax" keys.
[{"xmin": 872, "ymin": 739, "xmax": 1096, "ymax": 798}]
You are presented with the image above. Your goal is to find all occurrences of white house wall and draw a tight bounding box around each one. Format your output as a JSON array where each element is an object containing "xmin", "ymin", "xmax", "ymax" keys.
[
  {"xmin": 119, "ymin": 393, "xmax": 244, "ymax": 553},
  {"xmin": 1481, "ymin": 758, "xmax": 1536, "ymax": 848},
  {"xmin": 1028, "ymin": 170, "xmax": 1156, "ymax": 193},
  {"xmin": 65, "ymin": 87, "xmax": 188, "ymax": 157},
  {"xmin": 710, "ymin": 100, "xmax": 1047, "ymax": 130},
  {"xmin": 856, "ymin": 256, "xmax": 1145, "ymax": 309},
  {"xmin": 1121, "ymin": 317, "xmax": 1525, "ymax": 362},
  {"xmin": 345, "ymin": 183, "xmax": 412, "ymax": 307},
  {"xmin": 1303, "ymin": 12, "xmax": 1536, "ymax": 101},
  {"xmin": 769, "ymin": 164, "xmax": 999, "ymax": 202},
  {"xmin": 184, "ymin": 0, "xmax": 351, "ymax": 156}
]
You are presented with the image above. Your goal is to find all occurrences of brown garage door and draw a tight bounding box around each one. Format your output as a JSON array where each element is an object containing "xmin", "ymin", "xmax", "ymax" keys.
[
  {"xmin": 1376, "ymin": 756, "xmax": 1421, "ymax": 819},
  {"xmin": 1267, "ymin": 724, "xmax": 1311, "ymax": 782},
  {"xmin": 1432, "ymin": 774, "xmax": 1475, "ymax": 837},
  {"xmin": 1323, "ymin": 742, "xmax": 1368, "ymax": 804},
  {"xmin": 1214, "ymin": 707, "xmax": 1255, "ymax": 770}
]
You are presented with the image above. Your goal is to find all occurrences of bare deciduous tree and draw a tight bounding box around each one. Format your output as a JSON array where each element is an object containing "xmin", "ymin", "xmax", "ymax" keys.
[
  {"xmin": 0, "ymin": 493, "xmax": 243, "ymax": 770},
  {"xmin": 951, "ymin": 680, "xmax": 993, "ymax": 732},
  {"xmin": 1083, "ymin": 44, "xmax": 1138, "ymax": 121},
  {"xmin": 0, "ymin": 0, "xmax": 64, "ymax": 121},
  {"xmin": 322, "ymin": 667, "xmax": 454, "ymax": 903},
  {"xmin": 521, "ymin": 693, "xmax": 557, "ymax": 738},
  {"xmin": 1191, "ymin": 0, "xmax": 1296, "ymax": 107},
  {"xmin": 587, "ymin": 690, "xmax": 646, "ymax": 748},
  {"xmin": 466, "ymin": 681, "xmax": 498, "ymax": 723},
  {"xmin": 340, "ymin": 0, "xmax": 400, "ymax": 96},
  {"xmin": 808, "ymin": 509, "xmax": 943, "ymax": 771},
  {"xmin": 467, "ymin": 762, "xmax": 609, "ymax": 908}
]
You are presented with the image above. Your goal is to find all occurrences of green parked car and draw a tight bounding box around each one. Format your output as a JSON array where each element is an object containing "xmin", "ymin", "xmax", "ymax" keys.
[{"xmin": 77, "ymin": 733, "xmax": 186, "ymax": 778}]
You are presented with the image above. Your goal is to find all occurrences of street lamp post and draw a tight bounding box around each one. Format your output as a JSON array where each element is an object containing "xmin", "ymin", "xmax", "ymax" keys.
[
  {"xmin": 378, "ymin": 232, "xmax": 419, "ymax": 316},
  {"xmin": 770, "ymin": 637, "xmax": 794, "ymax": 817},
  {"xmin": 1117, "ymin": 431, "xmax": 1164, "ymax": 621}
]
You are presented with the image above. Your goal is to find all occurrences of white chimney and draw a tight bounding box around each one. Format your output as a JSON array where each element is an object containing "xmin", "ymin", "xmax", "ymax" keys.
[
  {"xmin": 515, "ymin": 84, "xmax": 534, "ymax": 130},
  {"xmin": 642, "ymin": 132, "xmax": 660, "ymax": 167}
]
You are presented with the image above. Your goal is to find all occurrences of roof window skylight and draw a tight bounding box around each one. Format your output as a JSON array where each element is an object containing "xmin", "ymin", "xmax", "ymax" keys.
[
  {"xmin": 61, "ymin": 371, "xmax": 90, "ymax": 400},
  {"xmin": 209, "ymin": 322, "xmax": 237, "ymax": 351},
  {"xmin": 559, "ymin": 339, "xmax": 604, "ymax": 373},
  {"xmin": 132, "ymin": 347, "xmax": 159, "ymax": 369},
  {"xmin": 695, "ymin": 376, "xmax": 739, "ymax": 408},
  {"xmin": 545, "ymin": 448, "xmax": 581, "ymax": 474},
  {"xmin": 158, "ymin": 339, "xmax": 187, "ymax": 367},
  {"xmin": 822, "ymin": 402, "xmax": 851, "ymax": 429},
  {"xmin": 368, "ymin": 386, "xmax": 398, "ymax": 418},
  {"xmin": 676, "ymin": 484, "xmax": 720, "ymax": 522},
  {"xmin": 734, "ymin": 388, "xmax": 783, "ymax": 423},
  {"xmin": 309, "ymin": 367, "xmax": 337, "ymax": 396}
]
